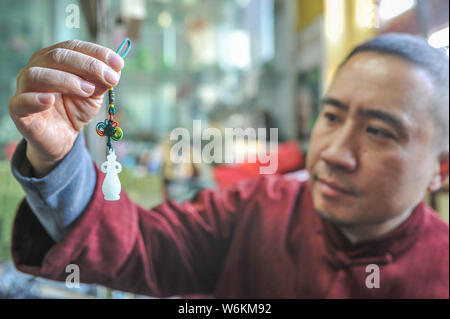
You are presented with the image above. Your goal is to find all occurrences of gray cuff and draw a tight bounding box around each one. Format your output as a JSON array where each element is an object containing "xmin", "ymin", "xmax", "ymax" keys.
[{"xmin": 11, "ymin": 131, "xmax": 97, "ymax": 241}]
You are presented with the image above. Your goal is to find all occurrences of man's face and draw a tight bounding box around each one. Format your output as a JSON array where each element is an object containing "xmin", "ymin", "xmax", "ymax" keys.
[{"xmin": 306, "ymin": 52, "xmax": 439, "ymax": 225}]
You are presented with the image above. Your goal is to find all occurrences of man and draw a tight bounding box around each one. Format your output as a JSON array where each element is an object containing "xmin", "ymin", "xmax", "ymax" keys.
[{"xmin": 8, "ymin": 33, "xmax": 449, "ymax": 298}]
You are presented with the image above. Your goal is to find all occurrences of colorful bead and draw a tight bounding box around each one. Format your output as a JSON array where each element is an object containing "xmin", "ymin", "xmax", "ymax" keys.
[
  {"xmin": 112, "ymin": 127, "xmax": 123, "ymax": 141},
  {"xmin": 108, "ymin": 87, "xmax": 115, "ymax": 104},
  {"xmin": 96, "ymin": 120, "xmax": 107, "ymax": 136},
  {"xmin": 108, "ymin": 106, "xmax": 116, "ymax": 115}
]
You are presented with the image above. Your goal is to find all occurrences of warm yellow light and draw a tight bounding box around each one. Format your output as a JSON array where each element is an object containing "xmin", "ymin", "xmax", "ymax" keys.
[
  {"xmin": 158, "ymin": 11, "xmax": 172, "ymax": 28},
  {"xmin": 378, "ymin": 0, "xmax": 415, "ymax": 22},
  {"xmin": 233, "ymin": 139, "xmax": 260, "ymax": 159},
  {"xmin": 356, "ymin": 0, "xmax": 378, "ymax": 28},
  {"xmin": 325, "ymin": 0, "xmax": 345, "ymax": 42}
]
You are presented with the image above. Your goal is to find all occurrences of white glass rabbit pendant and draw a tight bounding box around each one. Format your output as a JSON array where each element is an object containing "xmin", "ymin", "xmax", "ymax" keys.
[{"xmin": 101, "ymin": 149, "xmax": 122, "ymax": 201}]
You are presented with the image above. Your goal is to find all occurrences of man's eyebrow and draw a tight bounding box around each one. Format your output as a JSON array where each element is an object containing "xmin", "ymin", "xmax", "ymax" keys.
[
  {"xmin": 357, "ymin": 108, "xmax": 407, "ymax": 134},
  {"xmin": 321, "ymin": 96, "xmax": 407, "ymax": 135},
  {"xmin": 321, "ymin": 97, "xmax": 348, "ymax": 110}
]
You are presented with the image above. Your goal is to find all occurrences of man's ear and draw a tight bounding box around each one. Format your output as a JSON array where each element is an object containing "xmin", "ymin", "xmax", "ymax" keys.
[{"xmin": 428, "ymin": 152, "xmax": 449, "ymax": 192}]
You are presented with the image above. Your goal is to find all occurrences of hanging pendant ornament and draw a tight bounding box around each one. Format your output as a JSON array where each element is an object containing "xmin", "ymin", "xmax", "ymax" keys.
[
  {"xmin": 96, "ymin": 38, "xmax": 131, "ymax": 201},
  {"xmin": 101, "ymin": 148, "xmax": 122, "ymax": 200}
]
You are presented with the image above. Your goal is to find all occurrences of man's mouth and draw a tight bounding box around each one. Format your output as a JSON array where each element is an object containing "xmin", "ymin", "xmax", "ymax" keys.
[{"xmin": 315, "ymin": 176, "xmax": 357, "ymax": 198}]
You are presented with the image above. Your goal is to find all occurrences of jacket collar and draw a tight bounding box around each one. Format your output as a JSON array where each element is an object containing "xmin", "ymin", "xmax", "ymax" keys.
[{"xmin": 303, "ymin": 182, "xmax": 424, "ymax": 267}]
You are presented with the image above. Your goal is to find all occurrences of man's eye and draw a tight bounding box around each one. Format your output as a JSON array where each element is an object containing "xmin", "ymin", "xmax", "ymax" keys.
[
  {"xmin": 324, "ymin": 113, "xmax": 340, "ymax": 123},
  {"xmin": 367, "ymin": 126, "xmax": 393, "ymax": 139}
]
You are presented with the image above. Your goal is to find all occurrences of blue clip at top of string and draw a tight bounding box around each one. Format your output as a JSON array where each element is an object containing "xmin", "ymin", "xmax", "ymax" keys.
[{"xmin": 116, "ymin": 38, "xmax": 132, "ymax": 58}]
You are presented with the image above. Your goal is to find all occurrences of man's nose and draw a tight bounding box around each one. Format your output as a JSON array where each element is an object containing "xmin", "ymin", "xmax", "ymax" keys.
[{"xmin": 320, "ymin": 128, "xmax": 358, "ymax": 172}]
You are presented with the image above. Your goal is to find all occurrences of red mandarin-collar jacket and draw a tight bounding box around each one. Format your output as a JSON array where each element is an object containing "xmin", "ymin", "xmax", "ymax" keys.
[{"xmin": 10, "ymin": 164, "xmax": 449, "ymax": 298}]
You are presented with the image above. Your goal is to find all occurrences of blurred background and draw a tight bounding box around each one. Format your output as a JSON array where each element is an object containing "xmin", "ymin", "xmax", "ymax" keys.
[{"xmin": 0, "ymin": 0, "xmax": 448, "ymax": 298}]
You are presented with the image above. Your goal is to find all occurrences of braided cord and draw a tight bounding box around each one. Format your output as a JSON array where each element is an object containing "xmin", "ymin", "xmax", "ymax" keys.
[{"xmin": 95, "ymin": 38, "xmax": 131, "ymax": 151}]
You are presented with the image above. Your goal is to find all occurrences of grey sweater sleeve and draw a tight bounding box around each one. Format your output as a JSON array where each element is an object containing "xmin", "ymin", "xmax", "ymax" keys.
[{"xmin": 10, "ymin": 131, "xmax": 97, "ymax": 242}]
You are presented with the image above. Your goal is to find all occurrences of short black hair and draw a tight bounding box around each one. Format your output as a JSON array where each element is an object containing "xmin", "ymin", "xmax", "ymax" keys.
[{"xmin": 341, "ymin": 33, "xmax": 449, "ymax": 153}]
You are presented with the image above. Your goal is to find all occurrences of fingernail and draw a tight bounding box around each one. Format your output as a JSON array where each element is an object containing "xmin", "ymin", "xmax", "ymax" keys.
[
  {"xmin": 107, "ymin": 53, "xmax": 124, "ymax": 70},
  {"xmin": 80, "ymin": 81, "xmax": 95, "ymax": 95},
  {"xmin": 104, "ymin": 69, "xmax": 120, "ymax": 86},
  {"xmin": 37, "ymin": 93, "xmax": 53, "ymax": 105}
]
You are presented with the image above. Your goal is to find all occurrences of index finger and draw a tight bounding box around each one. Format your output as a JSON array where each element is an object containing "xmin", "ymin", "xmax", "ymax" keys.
[{"xmin": 29, "ymin": 39, "xmax": 124, "ymax": 72}]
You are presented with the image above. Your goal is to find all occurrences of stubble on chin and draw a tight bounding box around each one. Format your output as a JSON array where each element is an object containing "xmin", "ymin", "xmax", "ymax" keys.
[{"xmin": 314, "ymin": 208, "xmax": 359, "ymax": 227}]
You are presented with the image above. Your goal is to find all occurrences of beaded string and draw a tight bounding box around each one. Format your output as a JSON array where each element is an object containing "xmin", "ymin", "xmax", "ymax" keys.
[{"xmin": 95, "ymin": 38, "xmax": 131, "ymax": 152}]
